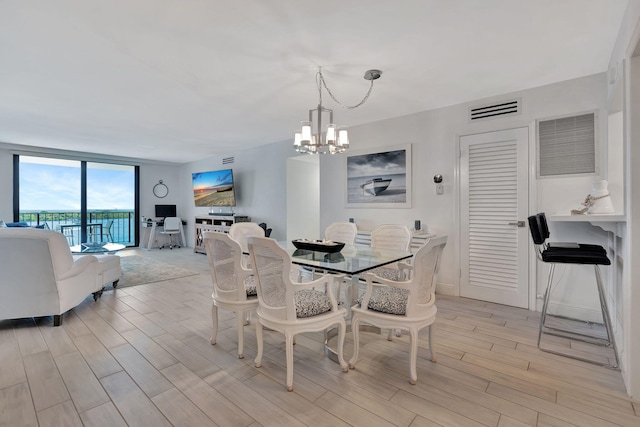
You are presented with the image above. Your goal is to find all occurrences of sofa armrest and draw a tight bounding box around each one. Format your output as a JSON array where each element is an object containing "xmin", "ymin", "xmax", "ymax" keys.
[{"xmin": 58, "ymin": 255, "xmax": 98, "ymax": 281}]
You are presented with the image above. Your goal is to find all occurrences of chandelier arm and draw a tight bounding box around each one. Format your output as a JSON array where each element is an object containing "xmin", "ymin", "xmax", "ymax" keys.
[{"xmin": 318, "ymin": 71, "xmax": 375, "ymax": 110}]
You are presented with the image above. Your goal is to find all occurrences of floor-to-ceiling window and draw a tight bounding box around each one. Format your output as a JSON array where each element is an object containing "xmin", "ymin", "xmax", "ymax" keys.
[{"xmin": 14, "ymin": 155, "xmax": 139, "ymax": 246}]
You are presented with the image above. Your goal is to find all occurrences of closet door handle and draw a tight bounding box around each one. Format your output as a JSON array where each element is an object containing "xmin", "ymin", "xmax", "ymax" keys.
[{"xmin": 508, "ymin": 221, "xmax": 525, "ymax": 227}]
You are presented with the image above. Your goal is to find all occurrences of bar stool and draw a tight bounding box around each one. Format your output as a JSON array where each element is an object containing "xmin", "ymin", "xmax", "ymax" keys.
[{"xmin": 528, "ymin": 212, "xmax": 618, "ymax": 369}]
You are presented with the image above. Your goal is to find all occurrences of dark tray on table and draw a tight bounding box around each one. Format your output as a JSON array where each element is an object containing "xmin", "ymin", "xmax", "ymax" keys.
[{"xmin": 291, "ymin": 239, "xmax": 345, "ymax": 253}]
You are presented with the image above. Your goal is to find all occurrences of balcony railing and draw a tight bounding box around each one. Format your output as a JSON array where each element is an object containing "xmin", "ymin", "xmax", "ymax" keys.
[{"xmin": 19, "ymin": 210, "xmax": 136, "ymax": 246}]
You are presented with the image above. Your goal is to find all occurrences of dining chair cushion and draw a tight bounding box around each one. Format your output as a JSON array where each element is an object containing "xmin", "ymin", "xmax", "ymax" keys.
[
  {"xmin": 368, "ymin": 266, "xmax": 405, "ymax": 282},
  {"xmin": 244, "ymin": 275, "xmax": 257, "ymax": 297},
  {"xmin": 358, "ymin": 286, "xmax": 410, "ymax": 315},
  {"xmin": 295, "ymin": 289, "xmax": 333, "ymax": 318}
]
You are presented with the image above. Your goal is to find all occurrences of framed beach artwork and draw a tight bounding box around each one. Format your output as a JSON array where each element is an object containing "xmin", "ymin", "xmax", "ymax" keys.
[{"xmin": 345, "ymin": 144, "xmax": 412, "ymax": 208}]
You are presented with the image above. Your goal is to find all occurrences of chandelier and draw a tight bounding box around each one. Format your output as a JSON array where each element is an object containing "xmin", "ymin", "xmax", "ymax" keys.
[{"xmin": 294, "ymin": 68, "xmax": 382, "ymax": 154}]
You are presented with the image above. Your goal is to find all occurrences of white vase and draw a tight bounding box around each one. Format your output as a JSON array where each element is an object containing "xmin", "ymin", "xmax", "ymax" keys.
[{"xmin": 588, "ymin": 180, "xmax": 614, "ymax": 214}]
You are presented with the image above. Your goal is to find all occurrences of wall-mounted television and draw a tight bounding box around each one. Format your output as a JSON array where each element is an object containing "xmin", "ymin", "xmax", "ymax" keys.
[{"xmin": 192, "ymin": 169, "xmax": 237, "ymax": 207}]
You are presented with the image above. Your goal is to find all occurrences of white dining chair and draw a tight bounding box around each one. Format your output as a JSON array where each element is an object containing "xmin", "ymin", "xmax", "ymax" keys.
[
  {"xmin": 228, "ymin": 222, "xmax": 265, "ymax": 268},
  {"xmin": 325, "ymin": 221, "xmax": 358, "ymax": 245},
  {"xmin": 349, "ymin": 235, "xmax": 448, "ymax": 385},
  {"xmin": 369, "ymin": 224, "xmax": 412, "ymax": 281},
  {"xmin": 204, "ymin": 231, "xmax": 259, "ymax": 359},
  {"xmin": 248, "ymin": 236, "xmax": 348, "ymax": 391}
]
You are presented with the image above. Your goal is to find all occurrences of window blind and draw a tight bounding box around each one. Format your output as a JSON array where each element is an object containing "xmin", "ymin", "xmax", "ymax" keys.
[{"xmin": 538, "ymin": 113, "xmax": 595, "ymax": 177}]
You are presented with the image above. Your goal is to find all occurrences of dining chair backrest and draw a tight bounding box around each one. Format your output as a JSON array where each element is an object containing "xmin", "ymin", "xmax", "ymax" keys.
[
  {"xmin": 409, "ymin": 235, "xmax": 448, "ymax": 312},
  {"xmin": 325, "ymin": 221, "xmax": 358, "ymax": 245},
  {"xmin": 163, "ymin": 217, "xmax": 181, "ymax": 232},
  {"xmin": 229, "ymin": 222, "xmax": 265, "ymax": 254},
  {"xmin": 248, "ymin": 236, "xmax": 296, "ymax": 321},
  {"xmin": 371, "ymin": 224, "xmax": 411, "ymax": 251},
  {"xmin": 204, "ymin": 231, "xmax": 251, "ymax": 301}
]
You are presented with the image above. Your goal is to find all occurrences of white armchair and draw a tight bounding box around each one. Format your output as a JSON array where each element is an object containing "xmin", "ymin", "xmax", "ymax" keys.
[
  {"xmin": 0, "ymin": 228, "xmax": 100, "ymax": 326},
  {"xmin": 248, "ymin": 236, "xmax": 348, "ymax": 391},
  {"xmin": 204, "ymin": 231, "xmax": 259, "ymax": 359},
  {"xmin": 369, "ymin": 224, "xmax": 413, "ymax": 281},
  {"xmin": 349, "ymin": 235, "xmax": 448, "ymax": 385},
  {"xmin": 228, "ymin": 222, "xmax": 265, "ymax": 268},
  {"xmin": 324, "ymin": 221, "xmax": 358, "ymax": 245}
]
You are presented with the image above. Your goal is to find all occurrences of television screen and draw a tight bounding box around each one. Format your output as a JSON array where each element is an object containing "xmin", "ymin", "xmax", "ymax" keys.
[
  {"xmin": 155, "ymin": 204, "xmax": 177, "ymax": 218},
  {"xmin": 192, "ymin": 169, "xmax": 236, "ymax": 207}
]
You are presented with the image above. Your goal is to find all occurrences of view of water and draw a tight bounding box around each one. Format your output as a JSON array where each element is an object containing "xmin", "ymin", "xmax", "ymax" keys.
[{"xmin": 347, "ymin": 173, "xmax": 407, "ymax": 204}]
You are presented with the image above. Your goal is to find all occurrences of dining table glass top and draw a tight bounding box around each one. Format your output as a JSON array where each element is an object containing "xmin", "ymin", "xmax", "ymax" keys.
[{"xmin": 285, "ymin": 243, "xmax": 413, "ymax": 275}]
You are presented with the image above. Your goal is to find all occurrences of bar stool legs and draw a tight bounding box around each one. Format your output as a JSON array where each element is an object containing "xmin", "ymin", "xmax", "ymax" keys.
[{"xmin": 537, "ymin": 264, "xmax": 619, "ymax": 369}]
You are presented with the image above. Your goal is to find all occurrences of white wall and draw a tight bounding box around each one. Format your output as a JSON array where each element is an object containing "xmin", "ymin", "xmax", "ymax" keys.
[
  {"xmin": 179, "ymin": 140, "xmax": 306, "ymax": 247},
  {"xmin": 286, "ymin": 156, "xmax": 320, "ymax": 242},
  {"xmin": 140, "ymin": 164, "xmax": 181, "ymax": 220},
  {"xmin": 319, "ymin": 73, "xmax": 608, "ymax": 296},
  {"xmin": 607, "ymin": 0, "xmax": 640, "ymax": 398}
]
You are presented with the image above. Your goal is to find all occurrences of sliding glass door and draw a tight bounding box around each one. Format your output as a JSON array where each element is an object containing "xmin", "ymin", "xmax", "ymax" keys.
[{"xmin": 15, "ymin": 155, "xmax": 139, "ymax": 246}]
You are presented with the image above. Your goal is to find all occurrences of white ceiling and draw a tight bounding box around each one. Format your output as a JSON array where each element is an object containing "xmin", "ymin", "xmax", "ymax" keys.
[{"xmin": 0, "ymin": 0, "xmax": 628, "ymax": 164}]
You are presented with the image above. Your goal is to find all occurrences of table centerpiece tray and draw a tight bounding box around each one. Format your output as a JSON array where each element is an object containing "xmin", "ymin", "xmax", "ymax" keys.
[{"xmin": 291, "ymin": 239, "xmax": 345, "ymax": 253}]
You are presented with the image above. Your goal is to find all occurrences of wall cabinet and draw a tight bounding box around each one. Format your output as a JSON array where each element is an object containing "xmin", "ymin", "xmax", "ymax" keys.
[{"xmin": 193, "ymin": 215, "xmax": 250, "ymax": 254}]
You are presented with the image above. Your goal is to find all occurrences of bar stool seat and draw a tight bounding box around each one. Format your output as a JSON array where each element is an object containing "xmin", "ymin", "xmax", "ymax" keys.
[{"xmin": 528, "ymin": 212, "xmax": 618, "ymax": 369}]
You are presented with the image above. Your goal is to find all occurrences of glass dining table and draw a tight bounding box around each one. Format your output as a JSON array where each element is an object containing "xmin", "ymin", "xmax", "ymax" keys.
[
  {"xmin": 287, "ymin": 244, "xmax": 412, "ymax": 304},
  {"xmin": 284, "ymin": 243, "xmax": 414, "ymax": 362}
]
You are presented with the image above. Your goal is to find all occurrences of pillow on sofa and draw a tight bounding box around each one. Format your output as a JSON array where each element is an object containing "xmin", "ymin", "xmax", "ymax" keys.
[{"xmin": 6, "ymin": 221, "xmax": 30, "ymax": 227}]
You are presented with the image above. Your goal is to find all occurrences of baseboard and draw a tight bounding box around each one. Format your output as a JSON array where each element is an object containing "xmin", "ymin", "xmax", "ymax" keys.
[{"xmin": 436, "ymin": 282, "xmax": 456, "ymax": 296}]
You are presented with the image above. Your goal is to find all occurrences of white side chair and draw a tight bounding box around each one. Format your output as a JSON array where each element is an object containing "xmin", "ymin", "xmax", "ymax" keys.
[
  {"xmin": 204, "ymin": 231, "xmax": 259, "ymax": 359},
  {"xmin": 229, "ymin": 222, "xmax": 265, "ymax": 268},
  {"xmin": 369, "ymin": 224, "xmax": 412, "ymax": 281},
  {"xmin": 160, "ymin": 217, "xmax": 181, "ymax": 249},
  {"xmin": 248, "ymin": 236, "xmax": 348, "ymax": 391},
  {"xmin": 349, "ymin": 235, "xmax": 448, "ymax": 385},
  {"xmin": 324, "ymin": 221, "xmax": 358, "ymax": 245}
]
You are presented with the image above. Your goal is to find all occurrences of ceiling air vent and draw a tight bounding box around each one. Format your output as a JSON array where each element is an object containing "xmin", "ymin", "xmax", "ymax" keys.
[
  {"xmin": 222, "ymin": 157, "xmax": 234, "ymax": 165},
  {"xmin": 469, "ymin": 99, "xmax": 521, "ymax": 122}
]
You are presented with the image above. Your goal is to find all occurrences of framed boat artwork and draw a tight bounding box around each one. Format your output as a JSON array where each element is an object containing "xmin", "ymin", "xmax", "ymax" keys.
[{"xmin": 344, "ymin": 144, "xmax": 412, "ymax": 208}]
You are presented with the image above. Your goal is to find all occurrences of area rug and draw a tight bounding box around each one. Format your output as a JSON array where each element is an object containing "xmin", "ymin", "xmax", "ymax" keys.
[{"xmin": 117, "ymin": 255, "xmax": 200, "ymax": 288}]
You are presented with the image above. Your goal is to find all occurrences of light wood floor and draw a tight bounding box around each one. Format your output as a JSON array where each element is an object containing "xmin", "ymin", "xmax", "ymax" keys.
[{"xmin": 1, "ymin": 247, "xmax": 638, "ymax": 427}]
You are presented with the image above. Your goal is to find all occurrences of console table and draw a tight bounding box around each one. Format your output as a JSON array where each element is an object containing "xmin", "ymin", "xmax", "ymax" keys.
[{"xmin": 194, "ymin": 214, "xmax": 251, "ymax": 254}]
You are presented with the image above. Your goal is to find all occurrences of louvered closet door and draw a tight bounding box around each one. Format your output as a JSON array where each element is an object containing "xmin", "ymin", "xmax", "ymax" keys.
[{"xmin": 460, "ymin": 128, "xmax": 529, "ymax": 308}]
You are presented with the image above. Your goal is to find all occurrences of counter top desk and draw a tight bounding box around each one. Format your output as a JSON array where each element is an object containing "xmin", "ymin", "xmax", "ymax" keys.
[{"xmin": 140, "ymin": 219, "xmax": 186, "ymax": 250}]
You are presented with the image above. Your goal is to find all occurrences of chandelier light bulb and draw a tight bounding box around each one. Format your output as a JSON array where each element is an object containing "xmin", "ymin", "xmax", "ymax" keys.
[
  {"xmin": 300, "ymin": 121, "xmax": 312, "ymax": 145},
  {"xmin": 326, "ymin": 124, "xmax": 337, "ymax": 145},
  {"xmin": 337, "ymin": 129, "xmax": 349, "ymax": 148}
]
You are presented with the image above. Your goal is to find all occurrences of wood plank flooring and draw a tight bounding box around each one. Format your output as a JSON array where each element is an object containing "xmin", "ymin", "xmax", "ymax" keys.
[{"xmin": 1, "ymin": 247, "xmax": 638, "ymax": 426}]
